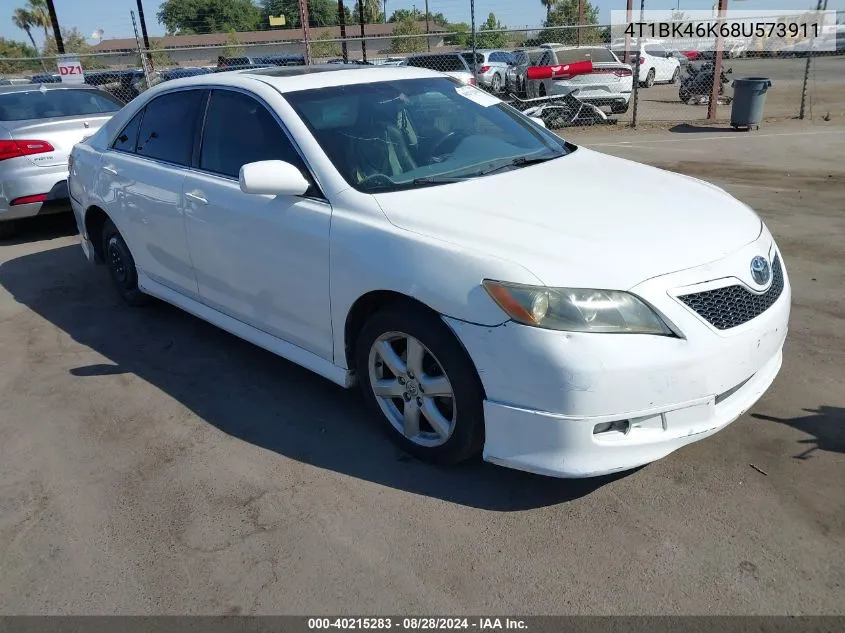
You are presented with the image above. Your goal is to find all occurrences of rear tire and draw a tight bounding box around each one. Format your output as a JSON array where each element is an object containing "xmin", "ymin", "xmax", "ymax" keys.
[
  {"xmin": 611, "ymin": 101, "xmax": 629, "ymax": 114},
  {"xmin": 356, "ymin": 305, "xmax": 485, "ymax": 465},
  {"xmin": 101, "ymin": 218, "xmax": 148, "ymax": 307},
  {"xmin": 491, "ymin": 73, "xmax": 502, "ymax": 93},
  {"xmin": 670, "ymin": 67, "xmax": 680, "ymax": 84},
  {"xmin": 642, "ymin": 68, "xmax": 656, "ymax": 88}
]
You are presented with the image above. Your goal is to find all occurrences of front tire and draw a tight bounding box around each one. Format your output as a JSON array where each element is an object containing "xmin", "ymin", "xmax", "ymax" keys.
[
  {"xmin": 670, "ymin": 67, "xmax": 680, "ymax": 84},
  {"xmin": 356, "ymin": 306, "xmax": 485, "ymax": 465},
  {"xmin": 102, "ymin": 218, "xmax": 148, "ymax": 306}
]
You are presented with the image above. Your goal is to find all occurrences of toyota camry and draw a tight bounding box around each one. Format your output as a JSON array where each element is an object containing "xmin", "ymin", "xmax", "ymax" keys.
[{"xmin": 68, "ymin": 65, "xmax": 790, "ymax": 478}]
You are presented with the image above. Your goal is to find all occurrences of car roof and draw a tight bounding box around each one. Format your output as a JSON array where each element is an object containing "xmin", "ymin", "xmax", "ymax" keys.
[
  {"xmin": 147, "ymin": 63, "xmax": 443, "ymax": 94},
  {"xmin": 0, "ymin": 83, "xmax": 105, "ymax": 95}
]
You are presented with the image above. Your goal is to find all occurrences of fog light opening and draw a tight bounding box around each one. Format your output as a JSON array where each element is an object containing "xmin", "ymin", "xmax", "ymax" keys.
[{"xmin": 593, "ymin": 419, "xmax": 631, "ymax": 435}]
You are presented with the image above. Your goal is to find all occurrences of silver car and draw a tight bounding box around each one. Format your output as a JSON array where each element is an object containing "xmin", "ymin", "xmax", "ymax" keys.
[
  {"xmin": 460, "ymin": 50, "xmax": 515, "ymax": 93},
  {"xmin": 0, "ymin": 83, "xmax": 123, "ymax": 237}
]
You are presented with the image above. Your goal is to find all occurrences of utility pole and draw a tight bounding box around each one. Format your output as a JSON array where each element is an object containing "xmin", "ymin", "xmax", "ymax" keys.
[
  {"xmin": 298, "ymin": 0, "xmax": 312, "ymax": 64},
  {"xmin": 470, "ymin": 0, "xmax": 477, "ymax": 85},
  {"xmin": 358, "ymin": 0, "xmax": 367, "ymax": 63},
  {"xmin": 338, "ymin": 0, "xmax": 348, "ymax": 62},
  {"xmin": 45, "ymin": 0, "xmax": 64, "ymax": 54},
  {"xmin": 424, "ymin": 0, "xmax": 431, "ymax": 51},
  {"xmin": 578, "ymin": 0, "xmax": 584, "ymax": 46},
  {"xmin": 136, "ymin": 0, "xmax": 153, "ymax": 70},
  {"xmin": 707, "ymin": 0, "xmax": 727, "ymax": 121}
]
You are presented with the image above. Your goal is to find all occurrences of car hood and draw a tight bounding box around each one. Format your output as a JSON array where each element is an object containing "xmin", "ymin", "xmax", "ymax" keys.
[{"xmin": 372, "ymin": 146, "xmax": 762, "ymax": 290}]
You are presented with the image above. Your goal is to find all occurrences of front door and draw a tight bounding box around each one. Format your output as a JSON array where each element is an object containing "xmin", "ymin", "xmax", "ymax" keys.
[{"xmin": 183, "ymin": 88, "xmax": 333, "ymax": 360}]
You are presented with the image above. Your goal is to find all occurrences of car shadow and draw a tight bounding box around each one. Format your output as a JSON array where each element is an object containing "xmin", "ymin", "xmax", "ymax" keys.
[
  {"xmin": 752, "ymin": 406, "xmax": 845, "ymax": 460},
  {"xmin": 669, "ymin": 123, "xmax": 738, "ymax": 133},
  {"xmin": 0, "ymin": 214, "xmax": 78, "ymax": 246},
  {"xmin": 0, "ymin": 244, "xmax": 628, "ymax": 511}
]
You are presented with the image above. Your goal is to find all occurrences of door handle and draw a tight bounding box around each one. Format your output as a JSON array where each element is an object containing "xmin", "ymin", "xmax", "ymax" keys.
[
  {"xmin": 185, "ymin": 191, "xmax": 207, "ymax": 205},
  {"xmin": 102, "ymin": 165, "xmax": 118, "ymax": 175}
]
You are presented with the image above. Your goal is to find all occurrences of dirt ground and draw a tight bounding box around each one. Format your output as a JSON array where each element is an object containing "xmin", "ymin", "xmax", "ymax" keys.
[
  {"xmin": 0, "ymin": 120, "xmax": 843, "ymax": 615},
  {"xmin": 614, "ymin": 55, "xmax": 845, "ymax": 123}
]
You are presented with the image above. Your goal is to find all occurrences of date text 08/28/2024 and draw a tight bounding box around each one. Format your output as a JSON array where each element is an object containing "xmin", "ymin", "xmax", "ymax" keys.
[{"xmin": 307, "ymin": 618, "xmax": 528, "ymax": 630}]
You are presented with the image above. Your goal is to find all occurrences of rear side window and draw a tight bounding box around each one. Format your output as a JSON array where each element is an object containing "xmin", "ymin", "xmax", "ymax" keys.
[
  {"xmin": 0, "ymin": 89, "xmax": 122, "ymax": 122},
  {"xmin": 408, "ymin": 55, "xmax": 466, "ymax": 72},
  {"xmin": 112, "ymin": 109, "xmax": 144, "ymax": 153},
  {"xmin": 645, "ymin": 44, "xmax": 665, "ymax": 56},
  {"xmin": 200, "ymin": 89, "xmax": 304, "ymax": 179},
  {"xmin": 135, "ymin": 90, "xmax": 205, "ymax": 166}
]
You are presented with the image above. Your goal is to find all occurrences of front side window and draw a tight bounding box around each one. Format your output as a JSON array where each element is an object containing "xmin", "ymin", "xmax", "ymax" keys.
[
  {"xmin": 135, "ymin": 89, "xmax": 205, "ymax": 166},
  {"xmin": 0, "ymin": 89, "xmax": 122, "ymax": 122},
  {"xmin": 200, "ymin": 89, "xmax": 304, "ymax": 179},
  {"xmin": 284, "ymin": 77, "xmax": 571, "ymax": 194}
]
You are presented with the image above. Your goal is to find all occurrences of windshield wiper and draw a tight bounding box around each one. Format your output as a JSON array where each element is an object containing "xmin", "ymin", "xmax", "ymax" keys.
[
  {"xmin": 411, "ymin": 154, "xmax": 562, "ymax": 187},
  {"xmin": 476, "ymin": 154, "xmax": 562, "ymax": 177}
]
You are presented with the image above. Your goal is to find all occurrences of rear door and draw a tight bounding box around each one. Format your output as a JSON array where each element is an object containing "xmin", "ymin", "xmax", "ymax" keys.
[
  {"xmin": 645, "ymin": 44, "xmax": 673, "ymax": 81},
  {"xmin": 102, "ymin": 88, "xmax": 206, "ymax": 299}
]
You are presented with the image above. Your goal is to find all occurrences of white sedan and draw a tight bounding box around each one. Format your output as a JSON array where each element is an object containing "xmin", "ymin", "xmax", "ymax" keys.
[{"xmin": 68, "ymin": 65, "xmax": 790, "ymax": 478}]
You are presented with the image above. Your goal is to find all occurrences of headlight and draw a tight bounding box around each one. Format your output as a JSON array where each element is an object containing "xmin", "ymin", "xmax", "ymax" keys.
[{"xmin": 482, "ymin": 280, "xmax": 674, "ymax": 335}]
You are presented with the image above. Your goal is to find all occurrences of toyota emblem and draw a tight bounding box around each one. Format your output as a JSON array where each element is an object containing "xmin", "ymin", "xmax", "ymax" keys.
[{"xmin": 750, "ymin": 256, "xmax": 771, "ymax": 285}]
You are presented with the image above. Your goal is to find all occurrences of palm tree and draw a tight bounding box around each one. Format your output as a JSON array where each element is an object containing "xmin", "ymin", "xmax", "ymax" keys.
[
  {"xmin": 11, "ymin": 7, "xmax": 47, "ymax": 70},
  {"xmin": 541, "ymin": 0, "xmax": 557, "ymax": 24},
  {"xmin": 26, "ymin": 0, "xmax": 52, "ymax": 42}
]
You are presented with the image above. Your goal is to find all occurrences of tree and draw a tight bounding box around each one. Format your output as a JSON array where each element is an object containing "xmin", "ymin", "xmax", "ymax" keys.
[
  {"xmin": 11, "ymin": 8, "xmax": 46, "ymax": 70},
  {"xmin": 157, "ymin": 0, "xmax": 262, "ymax": 35},
  {"xmin": 24, "ymin": 0, "xmax": 51, "ymax": 40},
  {"xmin": 391, "ymin": 18, "xmax": 425, "ymax": 53},
  {"xmin": 444, "ymin": 22, "xmax": 470, "ymax": 46},
  {"xmin": 43, "ymin": 27, "xmax": 107, "ymax": 68},
  {"xmin": 0, "ymin": 36, "xmax": 39, "ymax": 74},
  {"xmin": 670, "ymin": 10, "xmax": 686, "ymax": 22},
  {"xmin": 540, "ymin": 0, "xmax": 600, "ymax": 45},
  {"xmin": 311, "ymin": 29, "xmax": 342, "ymax": 58},
  {"xmin": 540, "ymin": 0, "xmax": 556, "ymax": 24},
  {"xmin": 260, "ymin": 0, "xmax": 341, "ymax": 29},
  {"xmin": 352, "ymin": 0, "xmax": 383, "ymax": 23},
  {"xmin": 476, "ymin": 12, "xmax": 506, "ymax": 48},
  {"xmin": 222, "ymin": 29, "xmax": 245, "ymax": 57},
  {"xmin": 388, "ymin": 8, "xmax": 422, "ymax": 22}
]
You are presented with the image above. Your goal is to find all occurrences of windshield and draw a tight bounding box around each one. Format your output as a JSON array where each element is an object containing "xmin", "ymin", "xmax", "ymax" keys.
[
  {"xmin": 0, "ymin": 89, "xmax": 123, "ymax": 121},
  {"xmin": 284, "ymin": 77, "xmax": 571, "ymax": 194}
]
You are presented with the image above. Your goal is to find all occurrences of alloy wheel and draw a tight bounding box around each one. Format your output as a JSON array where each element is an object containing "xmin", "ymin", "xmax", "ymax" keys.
[{"xmin": 367, "ymin": 331, "xmax": 457, "ymax": 447}]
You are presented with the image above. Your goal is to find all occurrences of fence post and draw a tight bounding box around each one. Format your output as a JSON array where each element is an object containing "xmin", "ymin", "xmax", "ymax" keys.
[
  {"xmin": 338, "ymin": 0, "xmax": 348, "ymax": 62},
  {"xmin": 630, "ymin": 0, "xmax": 645, "ymax": 128},
  {"xmin": 799, "ymin": 0, "xmax": 823, "ymax": 119},
  {"xmin": 470, "ymin": 0, "xmax": 477, "ymax": 84},
  {"xmin": 707, "ymin": 0, "xmax": 727, "ymax": 121},
  {"xmin": 358, "ymin": 0, "xmax": 367, "ymax": 63}
]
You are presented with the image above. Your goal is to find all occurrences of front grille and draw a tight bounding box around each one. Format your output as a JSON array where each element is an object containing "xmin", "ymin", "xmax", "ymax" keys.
[{"xmin": 678, "ymin": 255, "xmax": 784, "ymax": 330}]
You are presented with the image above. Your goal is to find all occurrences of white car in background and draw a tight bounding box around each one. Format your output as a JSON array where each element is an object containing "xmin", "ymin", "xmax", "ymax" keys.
[
  {"xmin": 403, "ymin": 53, "xmax": 476, "ymax": 86},
  {"xmin": 611, "ymin": 40, "xmax": 681, "ymax": 87},
  {"xmin": 68, "ymin": 64, "xmax": 790, "ymax": 478},
  {"xmin": 460, "ymin": 50, "xmax": 515, "ymax": 93},
  {"xmin": 529, "ymin": 46, "xmax": 634, "ymax": 114}
]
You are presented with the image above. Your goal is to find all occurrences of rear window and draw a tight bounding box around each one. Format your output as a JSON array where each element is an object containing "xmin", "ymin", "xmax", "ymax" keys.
[
  {"xmin": 554, "ymin": 47, "xmax": 617, "ymax": 63},
  {"xmin": 460, "ymin": 52, "xmax": 484, "ymax": 65},
  {"xmin": 407, "ymin": 55, "xmax": 466, "ymax": 72},
  {"xmin": 0, "ymin": 89, "xmax": 122, "ymax": 122}
]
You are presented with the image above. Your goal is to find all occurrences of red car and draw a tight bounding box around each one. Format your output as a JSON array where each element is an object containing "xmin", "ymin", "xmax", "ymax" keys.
[{"xmin": 682, "ymin": 50, "xmax": 701, "ymax": 61}]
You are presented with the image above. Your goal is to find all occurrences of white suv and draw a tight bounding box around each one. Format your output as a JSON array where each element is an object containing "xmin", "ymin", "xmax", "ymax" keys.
[{"xmin": 611, "ymin": 41, "xmax": 681, "ymax": 87}]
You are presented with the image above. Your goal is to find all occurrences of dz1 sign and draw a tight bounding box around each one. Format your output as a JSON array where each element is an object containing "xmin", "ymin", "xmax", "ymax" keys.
[{"xmin": 57, "ymin": 54, "xmax": 85, "ymax": 83}]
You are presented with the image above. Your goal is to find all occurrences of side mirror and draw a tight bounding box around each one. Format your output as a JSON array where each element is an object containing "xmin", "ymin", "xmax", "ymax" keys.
[
  {"xmin": 530, "ymin": 116, "xmax": 546, "ymax": 128},
  {"xmin": 239, "ymin": 160, "xmax": 310, "ymax": 196}
]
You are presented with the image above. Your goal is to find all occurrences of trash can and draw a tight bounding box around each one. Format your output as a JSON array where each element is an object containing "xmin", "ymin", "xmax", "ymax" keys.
[{"xmin": 731, "ymin": 77, "xmax": 772, "ymax": 130}]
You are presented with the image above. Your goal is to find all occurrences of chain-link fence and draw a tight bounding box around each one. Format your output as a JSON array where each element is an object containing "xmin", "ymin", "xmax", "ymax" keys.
[{"xmin": 2, "ymin": 15, "xmax": 843, "ymax": 130}]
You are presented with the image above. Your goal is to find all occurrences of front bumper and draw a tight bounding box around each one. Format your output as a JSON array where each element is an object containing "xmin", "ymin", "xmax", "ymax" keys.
[{"xmin": 445, "ymin": 233, "xmax": 790, "ymax": 478}]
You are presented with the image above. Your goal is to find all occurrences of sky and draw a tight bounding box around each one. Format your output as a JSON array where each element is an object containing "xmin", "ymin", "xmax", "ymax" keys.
[{"xmin": 2, "ymin": 0, "xmax": 842, "ymax": 46}]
